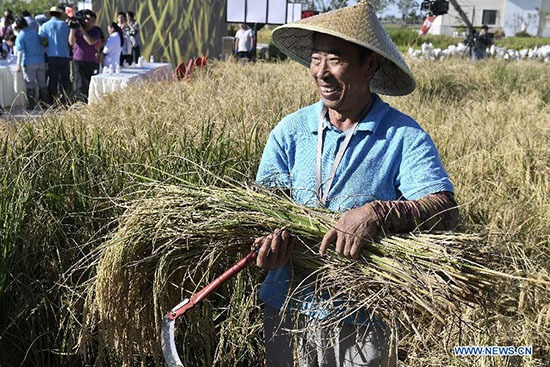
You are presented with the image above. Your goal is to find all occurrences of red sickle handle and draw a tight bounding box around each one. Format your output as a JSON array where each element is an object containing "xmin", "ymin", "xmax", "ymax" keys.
[{"xmin": 168, "ymin": 250, "xmax": 258, "ymax": 320}]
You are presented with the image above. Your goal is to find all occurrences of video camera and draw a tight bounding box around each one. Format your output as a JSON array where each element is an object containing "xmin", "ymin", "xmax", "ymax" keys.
[
  {"xmin": 420, "ymin": 0, "xmax": 449, "ymax": 16},
  {"xmin": 67, "ymin": 10, "xmax": 86, "ymax": 29},
  {"xmin": 465, "ymin": 31, "xmax": 494, "ymax": 46}
]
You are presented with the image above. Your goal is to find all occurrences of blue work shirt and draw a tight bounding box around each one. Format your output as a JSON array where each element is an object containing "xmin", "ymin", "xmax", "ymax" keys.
[
  {"xmin": 255, "ymin": 94, "xmax": 454, "ymax": 320},
  {"xmin": 15, "ymin": 28, "xmax": 45, "ymax": 66},
  {"xmin": 39, "ymin": 17, "xmax": 70, "ymax": 58}
]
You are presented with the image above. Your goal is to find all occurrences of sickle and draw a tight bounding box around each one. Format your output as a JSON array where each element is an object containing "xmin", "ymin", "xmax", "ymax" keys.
[{"xmin": 161, "ymin": 250, "xmax": 258, "ymax": 367}]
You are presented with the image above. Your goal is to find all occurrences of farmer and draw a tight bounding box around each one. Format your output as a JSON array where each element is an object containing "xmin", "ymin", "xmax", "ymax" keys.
[{"xmin": 254, "ymin": 2, "xmax": 459, "ymax": 366}]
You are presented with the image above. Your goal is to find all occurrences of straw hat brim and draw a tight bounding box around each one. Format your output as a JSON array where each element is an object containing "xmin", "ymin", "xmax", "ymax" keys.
[
  {"xmin": 272, "ymin": 3, "xmax": 415, "ymax": 96},
  {"xmin": 45, "ymin": 7, "xmax": 64, "ymax": 18}
]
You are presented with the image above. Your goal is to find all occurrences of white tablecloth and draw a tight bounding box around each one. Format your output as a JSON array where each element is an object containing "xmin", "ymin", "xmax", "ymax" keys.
[
  {"xmin": 88, "ymin": 63, "xmax": 173, "ymax": 103},
  {"xmin": 0, "ymin": 59, "xmax": 27, "ymax": 108}
]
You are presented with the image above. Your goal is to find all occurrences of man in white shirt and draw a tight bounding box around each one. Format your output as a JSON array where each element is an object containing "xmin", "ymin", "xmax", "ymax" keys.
[{"xmin": 234, "ymin": 23, "xmax": 254, "ymax": 60}]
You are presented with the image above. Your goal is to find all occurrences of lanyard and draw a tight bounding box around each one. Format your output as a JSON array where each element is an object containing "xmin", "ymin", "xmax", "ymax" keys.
[{"xmin": 315, "ymin": 101, "xmax": 373, "ymax": 207}]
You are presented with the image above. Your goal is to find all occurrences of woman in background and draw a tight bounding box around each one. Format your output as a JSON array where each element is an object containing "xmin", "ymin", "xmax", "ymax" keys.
[{"xmin": 102, "ymin": 22, "xmax": 123, "ymax": 69}]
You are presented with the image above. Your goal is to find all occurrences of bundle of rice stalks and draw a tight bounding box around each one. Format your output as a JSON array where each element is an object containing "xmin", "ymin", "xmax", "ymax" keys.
[{"xmin": 81, "ymin": 181, "xmax": 541, "ymax": 366}]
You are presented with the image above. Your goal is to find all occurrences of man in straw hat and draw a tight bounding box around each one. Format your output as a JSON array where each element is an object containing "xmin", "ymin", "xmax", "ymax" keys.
[
  {"xmin": 253, "ymin": 2, "xmax": 459, "ymax": 366},
  {"xmin": 39, "ymin": 6, "xmax": 70, "ymax": 102}
]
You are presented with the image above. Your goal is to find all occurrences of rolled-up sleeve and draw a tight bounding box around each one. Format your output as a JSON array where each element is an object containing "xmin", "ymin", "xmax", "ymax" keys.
[{"xmin": 396, "ymin": 126, "xmax": 454, "ymax": 200}]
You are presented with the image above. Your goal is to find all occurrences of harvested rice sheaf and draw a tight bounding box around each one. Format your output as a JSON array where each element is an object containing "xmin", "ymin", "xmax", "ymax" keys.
[{"xmin": 85, "ymin": 182, "xmax": 540, "ymax": 365}]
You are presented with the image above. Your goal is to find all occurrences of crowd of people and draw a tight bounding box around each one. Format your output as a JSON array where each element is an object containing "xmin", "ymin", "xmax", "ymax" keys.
[{"xmin": 0, "ymin": 6, "xmax": 143, "ymax": 108}]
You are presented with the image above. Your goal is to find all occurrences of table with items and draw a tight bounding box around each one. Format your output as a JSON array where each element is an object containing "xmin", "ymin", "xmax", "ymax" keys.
[
  {"xmin": 0, "ymin": 57, "xmax": 27, "ymax": 109},
  {"xmin": 88, "ymin": 62, "xmax": 173, "ymax": 103}
]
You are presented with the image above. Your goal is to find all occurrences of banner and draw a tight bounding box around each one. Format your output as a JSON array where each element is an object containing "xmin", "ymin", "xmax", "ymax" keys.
[{"xmin": 419, "ymin": 15, "xmax": 436, "ymax": 35}]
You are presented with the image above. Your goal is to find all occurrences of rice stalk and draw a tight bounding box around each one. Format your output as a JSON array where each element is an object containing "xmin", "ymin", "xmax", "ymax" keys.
[{"xmin": 82, "ymin": 180, "xmax": 548, "ymax": 365}]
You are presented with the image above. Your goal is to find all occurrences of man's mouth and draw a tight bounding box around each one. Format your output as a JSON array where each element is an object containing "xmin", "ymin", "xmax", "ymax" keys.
[{"xmin": 319, "ymin": 85, "xmax": 341, "ymax": 98}]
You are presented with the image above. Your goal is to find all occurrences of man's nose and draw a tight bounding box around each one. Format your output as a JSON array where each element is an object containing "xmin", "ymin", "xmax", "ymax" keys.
[{"xmin": 314, "ymin": 58, "xmax": 330, "ymax": 79}]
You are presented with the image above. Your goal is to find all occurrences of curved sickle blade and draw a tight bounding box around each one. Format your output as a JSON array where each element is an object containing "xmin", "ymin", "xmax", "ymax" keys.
[
  {"xmin": 161, "ymin": 250, "xmax": 257, "ymax": 367},
  {"xmin": 161, "ymin": 300, "xmax": 189, "ymax": 367}
]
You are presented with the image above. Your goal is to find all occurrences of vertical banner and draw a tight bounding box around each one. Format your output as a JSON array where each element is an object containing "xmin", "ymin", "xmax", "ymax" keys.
[
  {"xmin": 267, "ymin": 0, "xmax": 288, "ymax": 25},
  {"xmin": 95, "ymin": 0, "xmax": 226, "ymax": 66},
  {"xmin": 286, "ymin": 3, "xmax": 302, "ymax": 23},
  {"xmin": 227, "ymin": 0, "xmax": 246, "ymax": 23},
  {"xmin": 246, "ymin": 0, "xmax": 268, "ymax": 23}
]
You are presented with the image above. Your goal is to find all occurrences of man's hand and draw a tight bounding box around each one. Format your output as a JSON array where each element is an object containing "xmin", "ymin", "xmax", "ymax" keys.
[
  {"xmin": 16, "ymin": 64, "xmax": 21, "ymax": 72},
  {"xmin": 320, "ymin": 204, "xmax": 379, "ymax": 259},
  {"xmin": 254, "ymin": 228, "xmax": 295, "ymax": 270}
]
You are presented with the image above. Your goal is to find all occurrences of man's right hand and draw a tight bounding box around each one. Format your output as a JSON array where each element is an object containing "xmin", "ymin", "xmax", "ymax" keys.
[{"xmin": 254, "ymin": 228, "xmax": 295, "ymax": 270}]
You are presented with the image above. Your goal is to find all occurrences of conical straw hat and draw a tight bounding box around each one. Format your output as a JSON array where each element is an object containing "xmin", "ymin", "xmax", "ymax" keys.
[{"xmin": 272, "ymin": 1, "xmax": 415, "ymax": 96}]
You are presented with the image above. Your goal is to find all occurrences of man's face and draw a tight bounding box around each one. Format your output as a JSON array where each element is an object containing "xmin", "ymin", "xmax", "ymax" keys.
[
  {"xmin": 118, "ymin": 15, "xmax": 126, "ymax": 24},
  {"xmin": 85, "ymin": 15, "xmax": 95, "ymax": 29},
  {"xmin": 310, "ymin": 33, "xmax": 378, "ymax": 113}
]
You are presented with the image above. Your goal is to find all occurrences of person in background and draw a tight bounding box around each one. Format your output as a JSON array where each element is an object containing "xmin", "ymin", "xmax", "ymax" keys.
[
  {"xmin": 1, "ymin": 33, "xmax": 16, "ymax": 59},
  {"xmin": 103, "ymin": 22, "xmax": 123, "ymax": 69},
  {"xmin": 472, "ymin": 25, "xmax": 493, "ymax": 61},
  {"xmin": 39, "ymin": 6, "xmax": 70, "ymax": 102},
  {"xmin": 93, "ymin": 24, "xmax": 105, "ymax": 68},
  {"xmin": 234, "ymin": 23, "xmax": 254, "ymax": 61},
  {"xmin": 35, "ymin": 14, "xmax": 48, "ymax": 29},
  {"xmin": 127, "ymin": 11, "xmax": 141, "ymax": 64},
  {"xmin": 22, "ymin": 11, "xmax": 40, "ymax": 32},
  {"xmin": 117, "ymin": 12, "xmax": 132, "ymax": 65},
  {"xmin": 13, "ymin": 16, "xmax": 47, "ymax": 109},
  {"xmin": 0, "ymin": 9, "xmax": 13, "ymax": 24},
  {"xmin": 0, "ymin": 14, "xmax": 15, "ymax": 52},
  {"xmin": 69, "ymin": 9, "xmax": 100, "ymax": 101}
]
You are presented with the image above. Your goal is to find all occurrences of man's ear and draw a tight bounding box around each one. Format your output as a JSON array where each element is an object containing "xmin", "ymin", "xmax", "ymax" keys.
[{"xmin": 362, "ymin": 53, "xmax": 381, "ymax": 80}]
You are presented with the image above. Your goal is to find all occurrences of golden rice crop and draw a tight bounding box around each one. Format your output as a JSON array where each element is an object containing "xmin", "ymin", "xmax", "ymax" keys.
[{"xmin": 1, "ymin": 58, "xmax": 549, "ymax": 366}]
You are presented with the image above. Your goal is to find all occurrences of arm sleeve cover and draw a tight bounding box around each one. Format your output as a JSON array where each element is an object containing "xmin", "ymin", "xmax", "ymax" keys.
[{"xmin": 369, "ymin": 191, "xmax": 459, "ymax": 233}]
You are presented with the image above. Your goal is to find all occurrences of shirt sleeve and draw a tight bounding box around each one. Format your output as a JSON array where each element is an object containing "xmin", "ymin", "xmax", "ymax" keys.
[
  {"xmin": 396, "ymin": 126, "xmax": 454, "ymax": 200},
  {"xmin": 255, "ymin": 130, "xmax": 291, "ymax": 189},
  {"xmin": 15, "ymin": 35, "xmax": 23, "ymax": 52},
  {"xmin": 103, "ymin": 35, "xmax": 114, "ymax": 54}
]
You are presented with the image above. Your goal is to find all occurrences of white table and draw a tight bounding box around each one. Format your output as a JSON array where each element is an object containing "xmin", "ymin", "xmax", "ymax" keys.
[
  {"xmin": 88, "ymin": 63, "xmax": 173, "ymax": 103},
  {"xmin": 0, "ymin": 58, "xmax": 27, "ymax": 108}
]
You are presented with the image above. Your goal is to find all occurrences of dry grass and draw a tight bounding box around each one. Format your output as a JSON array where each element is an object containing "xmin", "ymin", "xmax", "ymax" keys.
[{"xmin": 1, "ymin": 58, "xmax": 549, "ymax": 366}]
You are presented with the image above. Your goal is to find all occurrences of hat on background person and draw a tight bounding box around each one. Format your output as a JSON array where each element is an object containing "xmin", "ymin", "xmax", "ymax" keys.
[
  {"xmin": 45, "ymin": 6, "xmax": 65, "ymax": 18},
  {"xmin": 271, "ymin": 1, "xmax": 415, "ymax": 96}
]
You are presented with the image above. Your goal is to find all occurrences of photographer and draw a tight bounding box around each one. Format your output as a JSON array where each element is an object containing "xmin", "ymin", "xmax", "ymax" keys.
[
  {"xmin": 68, "ymin": 9, "xmax": 100, "ymax": 101},
  {"xmin": 472, "ymin": 25, "xmax": 493, "ymax": 60}
]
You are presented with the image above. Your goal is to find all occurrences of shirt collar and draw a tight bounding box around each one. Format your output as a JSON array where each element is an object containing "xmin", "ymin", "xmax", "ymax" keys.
[{"xmin": 310, "ymin": 94, "xmax": 389, "ymax": 134}]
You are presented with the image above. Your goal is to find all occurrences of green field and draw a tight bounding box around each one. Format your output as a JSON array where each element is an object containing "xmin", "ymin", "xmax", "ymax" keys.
[{"xmin": 1, "ymin": 58, "xmax": 549, "ymax": 366}]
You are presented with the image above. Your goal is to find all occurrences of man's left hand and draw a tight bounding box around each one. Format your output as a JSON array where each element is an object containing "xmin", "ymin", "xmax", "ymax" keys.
[{"xmin": 319, "ymin": 204, "xmax": 379, "ymax": 259}]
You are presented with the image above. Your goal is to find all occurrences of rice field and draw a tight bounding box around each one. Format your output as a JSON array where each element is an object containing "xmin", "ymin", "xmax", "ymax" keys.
[{"xmin": 1, "ymin": 58, "xmax": 549, "ymax": 366}]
